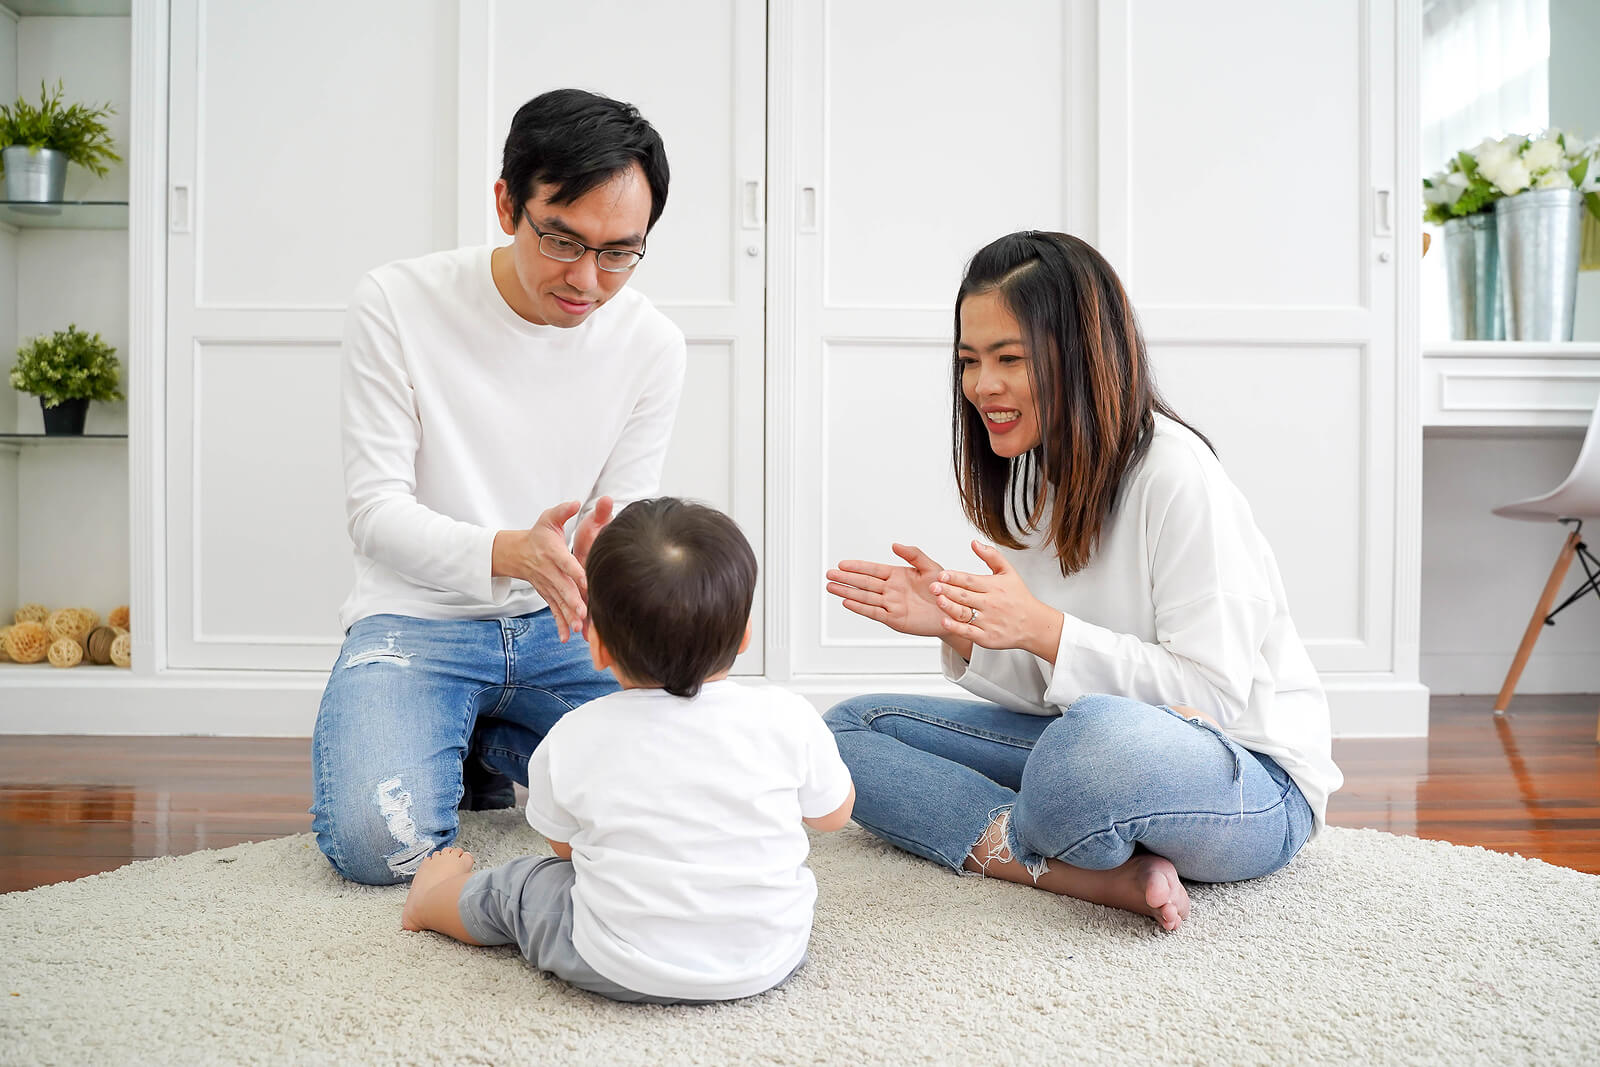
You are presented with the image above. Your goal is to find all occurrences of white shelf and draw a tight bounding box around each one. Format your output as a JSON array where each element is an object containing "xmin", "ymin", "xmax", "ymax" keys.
[
  {"xmin": 1, "ymin": 1, "xmax": 130, "ymax": 16},
  {"xmin": 1422, "ymin": 343, "xmax": 1600, "ymax": 430},
  {"xmin": 1424, "ymin": 341, "xmax": 1600, "ymax": 359}
]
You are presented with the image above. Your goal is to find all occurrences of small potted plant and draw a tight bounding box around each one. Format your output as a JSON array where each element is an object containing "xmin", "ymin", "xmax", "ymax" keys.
[
  {"xmin": 0, "ymin": 80, "xmax": 121, "ymax": 204},
  {"xmin": 9, "ymin": 325, "xmax": 124, "ymax": 435}
]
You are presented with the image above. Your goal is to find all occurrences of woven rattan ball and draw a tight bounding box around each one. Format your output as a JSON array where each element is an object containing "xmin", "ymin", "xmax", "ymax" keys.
[
  {"xmin": 47, "ymin": 609, "xmax": 91, "ymax": 644},
  {"xmin": 110, "ymin": 632, "xmax": 132, "ymax": 668},
  {"xmin": 14, "ymin": 603, "xmax": 47, "ymax": 626},
  {"xmin": 4, "ymin": 621, "xmax": 49, "ymax": 663},
  {"xmin": 0, "ymin": 625, "xmax": 12, "ymax": 662},
  {"xmin": 108, "ymin": 604, "xmax": 130, "ymax": 630},
  {"xmin": 73, "ymin": 607, "xmax": 100, "ymax": 630},
  {"xmin": 48, "ymin": 637, "xmax": 83, "ymax": 668},
  {"xmin": 85, "ymin": 625, "xmax": 118, "ymax": 665}
]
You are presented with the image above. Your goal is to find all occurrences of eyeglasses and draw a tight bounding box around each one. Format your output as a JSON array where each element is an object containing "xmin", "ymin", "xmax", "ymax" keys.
[{"xmin": 522, "ymin": 209, "xmax": 645, "ymax": 272}]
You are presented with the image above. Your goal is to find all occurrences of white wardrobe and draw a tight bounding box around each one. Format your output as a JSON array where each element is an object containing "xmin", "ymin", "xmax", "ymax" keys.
[{"xmin": 0, "ymin": 0, "xmax": 1425, "ymax": 736}]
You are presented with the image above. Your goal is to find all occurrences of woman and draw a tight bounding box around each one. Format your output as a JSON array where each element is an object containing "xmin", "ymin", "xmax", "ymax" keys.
[{"xmin": 823, "ymin": 231, "xmax": 1341, "ymax": 931}]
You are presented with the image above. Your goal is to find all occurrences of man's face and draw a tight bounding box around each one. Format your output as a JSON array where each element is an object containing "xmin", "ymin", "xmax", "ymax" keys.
[{"xmin": 493, "ymin": 162, "xmax": 653, "ymax": 327}]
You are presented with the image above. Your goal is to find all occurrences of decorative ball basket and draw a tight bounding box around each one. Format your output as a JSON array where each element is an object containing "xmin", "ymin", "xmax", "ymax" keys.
[{"xmin": 3, "ymin": 622, "xmax": 50, "ymax": 664}]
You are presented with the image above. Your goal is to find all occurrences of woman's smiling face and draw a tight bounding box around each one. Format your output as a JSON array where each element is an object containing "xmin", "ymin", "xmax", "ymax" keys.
[{"xmin": 958, "ymin": 289, "xmax": 1041, "ymax": 458}]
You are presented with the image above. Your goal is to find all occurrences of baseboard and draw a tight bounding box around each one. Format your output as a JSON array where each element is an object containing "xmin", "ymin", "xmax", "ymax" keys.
[
  {"xmin": 1421, "ymin": 653, "xmax": 1600, "ymax": 697},
  {"xmin": 0, "ymin": 668, "xmax": 324, "ymax": 735},
  {"xmin": 1321, "ymin": 676, "xmax": 1431, "ymax": 737},
  {"xmin": 0, "ymin": 669, "xmax": 1431, "ymax": 738}
]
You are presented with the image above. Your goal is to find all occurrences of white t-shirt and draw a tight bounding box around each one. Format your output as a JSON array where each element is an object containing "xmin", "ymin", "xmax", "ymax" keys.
[
  {"xmin": 524, "ymin": 681, "xmax": 854, "ymax": 1001},
  {"xmin": 942, "ymin": 415, "xmax": 1343, "ymax": 830},
  {"xmin": 337, "ymin": 245, "xmax": 686, "ymax": 629}
]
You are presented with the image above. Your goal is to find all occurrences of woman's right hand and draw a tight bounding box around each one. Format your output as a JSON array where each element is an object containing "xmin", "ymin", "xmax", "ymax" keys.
[{"xmin": 826, "ymin": 543, "xmax": 949, "ymax": 638}]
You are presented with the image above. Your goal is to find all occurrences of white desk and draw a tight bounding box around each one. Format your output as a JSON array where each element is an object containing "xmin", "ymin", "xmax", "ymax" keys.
[{"xmin": 1423, "ymin": 342, "xmax": 1600, "ymax": 430}]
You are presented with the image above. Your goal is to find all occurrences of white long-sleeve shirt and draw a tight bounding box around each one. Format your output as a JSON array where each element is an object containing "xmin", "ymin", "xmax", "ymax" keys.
[
  {"xmin": 941, "ymin": 415, "xmax": 1343, "ymax": 829},
  {"xmin": 337, "ymin": 246, "xmax": 686, "ymax": 630}
]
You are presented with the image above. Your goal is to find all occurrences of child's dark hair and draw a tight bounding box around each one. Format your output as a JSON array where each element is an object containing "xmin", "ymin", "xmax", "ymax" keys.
[
  {"xmin": 501, "ymin": 88, "xmax": 670, "ymax": 231},
  {"xmin": 585, "ymin": 498, "xmax": 756, "ymax": 699}
]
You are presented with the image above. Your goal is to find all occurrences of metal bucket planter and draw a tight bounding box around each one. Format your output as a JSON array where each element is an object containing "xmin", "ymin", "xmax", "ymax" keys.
[
  {"xmin": 1443, "ymin": 213, "xmax": 1503, "ymax": 340},
  {"xmin": 2, "ymin": 145, "xmax": 68, "ymax": 203},
  {"xmin": 1496, "ymin": 188, "xmax": 1584, "ymax": 342}
]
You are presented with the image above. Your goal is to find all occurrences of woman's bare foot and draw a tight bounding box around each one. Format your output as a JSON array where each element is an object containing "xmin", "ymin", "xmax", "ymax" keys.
[
  {"xmin": 401, "ymin": 847, "xmax": 475, "ymax": 932},
  {"xmin": 963, "ymin": 812, "xmax": 1191, "ymax": 931},
  {"xmin": 1123, "ymin": 853, "xmax": 1190, "ymax": 932}
]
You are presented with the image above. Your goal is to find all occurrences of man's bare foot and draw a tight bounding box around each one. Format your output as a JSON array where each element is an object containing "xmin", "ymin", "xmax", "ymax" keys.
[{"xmin": 401, "ymin": 847, "xmax": 475, "ymax": 932}]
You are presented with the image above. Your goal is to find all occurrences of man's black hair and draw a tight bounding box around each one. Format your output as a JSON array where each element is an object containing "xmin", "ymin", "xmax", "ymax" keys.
[{"xmin": 501, "ymin": 88, "xmax": 669, "ymax": 230}]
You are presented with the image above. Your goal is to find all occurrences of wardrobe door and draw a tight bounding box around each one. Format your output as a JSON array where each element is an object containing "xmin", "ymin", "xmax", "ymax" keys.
[
  {"xmin": 165, "ymin": 0, "xmax": 458, "ymax": 669},
  {"xmin": 463, "ymin": 0, "xmax": 768, "ymax": 672},
  {"xmin": 774, "ymin": 0, "xmax": 1094, "ymax": 677},
  {"xmin": 1098, "ymin": 0, "xmax": 1423, "ymax": 730}
]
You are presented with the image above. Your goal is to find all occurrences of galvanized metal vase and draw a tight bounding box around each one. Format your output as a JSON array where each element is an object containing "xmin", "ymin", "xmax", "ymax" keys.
[
  {"xmin": 1496, "ymin": 188, "xmax": 1584, "ymax": 342},
  {"xmin": 1443, "ymin": 213, "xmax": 1503, "ymax": 340},
  {"xmin": 2, "ymin": 145, "xmax": 68, "ymax": 203}
]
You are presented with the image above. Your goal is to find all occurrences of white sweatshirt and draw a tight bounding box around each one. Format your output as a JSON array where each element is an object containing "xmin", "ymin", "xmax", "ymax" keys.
[
  {"xmin": 337, "ymin": 246, "xmax": 686, "ymax": 630},
  {"xmin": 941, "ymin": 415, "xmax": 1343, "ymax": 830}
]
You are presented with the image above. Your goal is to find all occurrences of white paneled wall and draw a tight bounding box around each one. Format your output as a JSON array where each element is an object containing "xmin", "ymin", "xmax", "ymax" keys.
[
  {"xmin": 483, "ymin": 0, "xmax": 768, "ymax": 671},
  {"xmin": 779, "ymin": 0, "xmax": 1090, "ymax": 679},
  {"xmin": 1, "ymin": 0, "xmax": 1439, "ymax": 735},
  {"xmin": 1101, "ymin": 0, "xmax": 1423, "ymax": 732},
  {"xmin": 163, "ymin": 0, "xmax": 456, "ymax": 669}
]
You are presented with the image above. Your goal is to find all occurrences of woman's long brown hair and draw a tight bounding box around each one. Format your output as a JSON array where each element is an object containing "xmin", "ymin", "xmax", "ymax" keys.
[{"xmin": 952, "ymin": 231, "xmax": 1212, "ymax": 576}]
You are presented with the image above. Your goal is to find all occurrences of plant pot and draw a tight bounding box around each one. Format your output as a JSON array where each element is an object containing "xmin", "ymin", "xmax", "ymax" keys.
[
  {"xmin": 1496, "ymin": 188, "xmax": 1584, "ymax": 342},
  {"xmin": 1442, "ymin": 213, "xmax": 1503, "ymax": 340},
  {"xmin": 40, "ymin": 397, "xmax": 89, "ymax": 435},
  {"xmin": 2, "ymin": 145, "xmax": 68, "ymax": 204}
]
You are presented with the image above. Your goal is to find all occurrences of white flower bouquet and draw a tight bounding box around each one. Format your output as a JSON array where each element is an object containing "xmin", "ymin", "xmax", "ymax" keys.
[{"xmin": 1424, "ymin": 129, "xmax": 1600, "ymax": 226}]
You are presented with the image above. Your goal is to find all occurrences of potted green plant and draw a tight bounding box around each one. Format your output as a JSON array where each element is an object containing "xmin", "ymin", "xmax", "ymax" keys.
[
  {"xmin": 0, "ymin": 80, "xmax": 121, "ymax": 204},
  {"xmin": 9, "ymin": 325, "xmax": 124, "ymax": 435}
]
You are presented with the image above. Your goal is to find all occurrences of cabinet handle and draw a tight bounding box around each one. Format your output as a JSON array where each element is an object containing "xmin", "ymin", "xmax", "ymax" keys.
[
  {"xmin": 170, "ymin": 184, "xmax": 192, "ymax": 234},
  {"xmin": 742, "ymin": 179, "xmax": 762, "ymax": 229},
  {"xmin": 799, "ymin": 185, "xmax": 818, "ymax": 233},
  {"xmin": 1374, "ymin": 187, "xmax": 1392, "ymax": 236}
]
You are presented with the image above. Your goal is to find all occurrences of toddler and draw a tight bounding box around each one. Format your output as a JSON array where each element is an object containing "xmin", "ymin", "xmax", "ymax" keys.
[{"xmin": 400, "ymin": 497, "xmax": 855, "ymax": 1004}]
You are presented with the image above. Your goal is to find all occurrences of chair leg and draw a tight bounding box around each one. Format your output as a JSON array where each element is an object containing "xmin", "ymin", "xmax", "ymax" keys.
[{"xmin": 1494, "ymin": 529, "xmax": 1582, "ymax": 714}]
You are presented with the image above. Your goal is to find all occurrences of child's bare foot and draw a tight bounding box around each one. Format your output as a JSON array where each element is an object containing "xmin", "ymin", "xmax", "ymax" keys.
[{"xmin": 401, "ymin": 847, "xmax": 475, "ymax": 932}]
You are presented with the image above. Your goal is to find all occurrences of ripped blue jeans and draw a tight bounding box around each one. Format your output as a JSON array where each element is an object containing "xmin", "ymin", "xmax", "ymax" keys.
[
  {"xmin": 310, "ymin": 611, "xmax": 617, "ymax": 885},
  {"xmin": 824, "ymin": 692, "xmax": 1313, "ymax": 884}
]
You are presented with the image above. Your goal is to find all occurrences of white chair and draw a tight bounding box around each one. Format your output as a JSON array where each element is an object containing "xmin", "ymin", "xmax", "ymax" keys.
[{"xmin": 1491, "ymin": 399, "xmax": 1600, "ymax": 742}]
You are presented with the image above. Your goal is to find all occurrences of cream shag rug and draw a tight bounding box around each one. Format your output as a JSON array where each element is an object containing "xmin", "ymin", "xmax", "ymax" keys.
[{"xmin": 3, "ymin": 812, "xmax": 1597, "ymax": 1066}]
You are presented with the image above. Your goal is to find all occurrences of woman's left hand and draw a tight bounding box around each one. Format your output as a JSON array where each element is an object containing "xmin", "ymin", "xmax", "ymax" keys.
[{"xmin": 930, "ymin": 541, "xmax": 1065, "ymax": 662}]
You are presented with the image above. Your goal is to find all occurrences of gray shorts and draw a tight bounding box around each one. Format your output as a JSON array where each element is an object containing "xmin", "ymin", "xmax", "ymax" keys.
[{"xmin": 457, "ymin": 856, "xmax": 802, "ymax": 1005}]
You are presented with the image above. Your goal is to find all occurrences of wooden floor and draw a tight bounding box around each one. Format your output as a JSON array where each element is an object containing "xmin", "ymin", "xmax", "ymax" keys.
[{"xmin": 1, "ymin": 694, "xmax": 1596, "ymax": 893}]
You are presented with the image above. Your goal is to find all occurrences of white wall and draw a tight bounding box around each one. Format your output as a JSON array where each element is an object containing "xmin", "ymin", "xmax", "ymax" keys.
[{"xmin": 1421, "ymin": 432, "xmax": 1596, "ymax": 694}]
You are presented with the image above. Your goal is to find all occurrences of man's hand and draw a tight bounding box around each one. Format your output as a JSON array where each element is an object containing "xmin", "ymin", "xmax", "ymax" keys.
[
  {"xmin": 572, "ymin": 496, "xmax": 615, "ymax": 567},
  {"xmin": 493, "ymin": 501, "xmax": 589, "ymax": 642}
]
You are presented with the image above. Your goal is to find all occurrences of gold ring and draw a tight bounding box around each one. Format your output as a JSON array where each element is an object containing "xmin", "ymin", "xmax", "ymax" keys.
[{"xmin": 968, "ymin": 606, "xmax": 979, "ymax": 624}]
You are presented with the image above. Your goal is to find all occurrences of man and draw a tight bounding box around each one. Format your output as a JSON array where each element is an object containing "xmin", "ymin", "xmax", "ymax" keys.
[{"xmin": 311, "ymin": 89, "xmax": 685, "ymax": 885}]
